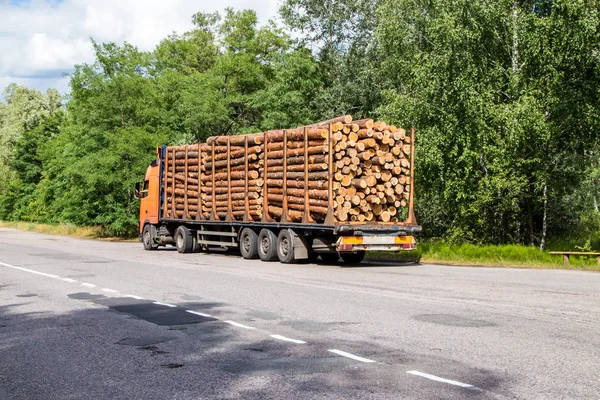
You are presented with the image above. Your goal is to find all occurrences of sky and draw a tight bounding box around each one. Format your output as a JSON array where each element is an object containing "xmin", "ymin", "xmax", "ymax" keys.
[{"xmin": 0, "ymin": 0, "xmax": 280, "ymax": 96}]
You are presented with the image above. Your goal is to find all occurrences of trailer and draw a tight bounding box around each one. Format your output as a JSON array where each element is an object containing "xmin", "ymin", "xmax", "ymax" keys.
[{"xmin": 135, "ymin": 116, "xmax": 421, "ymax": 264}]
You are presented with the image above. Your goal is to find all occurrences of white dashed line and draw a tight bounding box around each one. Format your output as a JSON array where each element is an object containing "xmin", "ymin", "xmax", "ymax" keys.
[
  {"xmin": 0, "ymin": 262, "xmax": 61, "ymax": 279},
  {"xmin": 406, "ymin": 371, "xmax": 473, "ymax": 388},
  {"xmin": 270, "ymin": 334, "xmax": 307, "ymax": 344},
  {"xmin": 186, "ymin": 310, "xmax": 213, "ymax": 318},
  {"xmin": 153, "ymin": 301, "xmax": 177, "ymax": 308},
  {"xmin": 1, "ymin": 261, "xmax": 356, "ymax": 359},
  {"xmin": 224, "ymin": 320, "xmax": 255, "ymax": 330},
  {"xmin": 328, "ymin": 349, "xmax": 376, "ymax": 363}
]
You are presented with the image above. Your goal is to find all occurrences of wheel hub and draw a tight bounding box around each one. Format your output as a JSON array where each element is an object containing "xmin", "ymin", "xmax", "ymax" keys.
[
  {"xmin": 280, "ymin": 238, "xmax": 289, "ymax": 255},
  {"xmin": 261, "ymin": 237, "xmax": 269, "ymax": 253}
]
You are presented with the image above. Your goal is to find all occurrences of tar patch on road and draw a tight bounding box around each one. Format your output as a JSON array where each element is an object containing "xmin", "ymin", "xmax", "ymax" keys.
[
  {"xmin": 413, "ymin": 314, "xmax": 495, "ymax": 327},
  {"xmin": 117, "ymin": 336, "xmax": 174, "ymax": 346},
  {"xmin": 68, "ymin": 292, "xmax": 106, "ymax": 301},
  {"xmin": 68, "ymin": 292, "xmax": 216, "ymax": 326}
]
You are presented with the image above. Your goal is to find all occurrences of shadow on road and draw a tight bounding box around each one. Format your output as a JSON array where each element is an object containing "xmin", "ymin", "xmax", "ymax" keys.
[{"xmin": 0, "ymin": 292, "xmax": 442, "ymax": 400}]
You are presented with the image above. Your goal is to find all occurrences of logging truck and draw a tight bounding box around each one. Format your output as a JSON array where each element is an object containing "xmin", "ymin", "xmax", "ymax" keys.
[{"xmin": 135, "ymin": 116, "xmax": 421, "ymax": 264}]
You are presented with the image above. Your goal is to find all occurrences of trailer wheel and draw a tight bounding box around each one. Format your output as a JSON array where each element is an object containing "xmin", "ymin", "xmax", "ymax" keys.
[
  {"xmin": 240, "ymin": 228, "xmax": 259, "ymax": 259},
  {"xmin": 175, "ymin": 226, "xmax": 194, "ymax": 254},
  {"xmin": 142, "ymin": 224, "xmax": 158, "ymax": 250},
  {"xmin": 319, "ymin": 253, "xmax": 339, "ymax": 263},
  {"xmin": 192, "ymin": 234, "xmax": 202, "ymax": 253},
  {"xmin": 277, "ymin": 230, "xmax": 295, "ymax": 263},
  {"xmin": 341, "ymin": 251, "xmax": 365, "ymax": 264},
  {"xmin": 258, "ymin": 229, "xmax": 278, "ymax": 261}
]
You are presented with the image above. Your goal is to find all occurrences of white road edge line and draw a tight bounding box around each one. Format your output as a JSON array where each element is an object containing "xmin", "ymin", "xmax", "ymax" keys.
[
  {"xmin": 186, "ymin": 310, "xmax": 213, "ymax": 318},
  {"xmin": 328, "ymin": 349, "xmax": 376, "ymax": 363},
  {"xmin": 270, "ymin": 334, "xmax": 307, "ymax": 344},
  {"xmin": 224, "ymin": 320, "xmax": 255, "ymax": 330},
  {"xmin": 60, "ymin": 278, "xmax": 78, "ymax": 283},
  {"xmin": 102, "ymin": 288, "xmax": 118, "ymax": 293},
  {"xmin": 153, "ymin": 301, "xmax": 177, "ymax": 308},
  {"xmin": 0, "ymin": 262, "xmax": 60, "ymax": 279},
  {"xmin": 81, "ymin": 283, "xmax": 96, "ymax": 288},
  {"xmin": 124, "ymin": 295, "xmax": 144, "ymax": 300},
  {"xmin": 406, "ymin": 370, "xmax": 473, "ymax": 388}
]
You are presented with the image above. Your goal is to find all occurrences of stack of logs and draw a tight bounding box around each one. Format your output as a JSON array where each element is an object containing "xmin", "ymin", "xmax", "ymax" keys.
[
  {"xmin": 330, "ymin": 116, "xmax": 411, "ymax": 223},
  {"xmin": 165, "ymin": 144, "xmax": 201, "ymax": 219},
  {"xmin": 162, "ymin": 115, "xmax": 412, "ymax": 223},
  {"xmin": 200, "ymin": 135, "xmax": 264, "ymax": 220}
]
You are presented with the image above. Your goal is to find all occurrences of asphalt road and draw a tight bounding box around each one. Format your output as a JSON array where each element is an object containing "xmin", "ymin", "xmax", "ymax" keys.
[{"xmin": 0, "ymin": 228, "xmax": 598, "ymax": 399}]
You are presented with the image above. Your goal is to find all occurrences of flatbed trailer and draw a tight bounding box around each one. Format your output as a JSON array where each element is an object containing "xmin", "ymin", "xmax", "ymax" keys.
[{"xmin": 135, "ymin": 119, "xmax": 421, "ymax": 264}]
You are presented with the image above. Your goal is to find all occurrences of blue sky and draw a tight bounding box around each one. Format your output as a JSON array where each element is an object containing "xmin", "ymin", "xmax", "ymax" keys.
[{"xmin": 0, "ymin": 0, "xmax": 279, "ymax": 97}]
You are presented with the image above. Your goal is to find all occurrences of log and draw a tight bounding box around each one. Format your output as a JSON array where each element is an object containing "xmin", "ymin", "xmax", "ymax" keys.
[
  {"xmin": 267, "ymin": 146, "xmax": 327, "ymax": 159},
  {"xmin": 266, "ymin": 171, "xmax": 329, "ymax": 180},
  {"xmin": 207, "ymin": 134, "xmax": 262, "ymax": 146},
  {"xmin": 204, "ymin": 154, "xmax": 256, "ymax": 170},
  {"xmin": 305, "ymin": 115, "xmax": 352, "ymax": 127},
  {"xmin": 266, "ymin": 179, "xmax": 328, "ymax": 190},
  {"xmin": 213, "ymin": 145, "xmax": 262, "ymax": 161},
  {"xmin": 175, "ymin": 151, "xmax": 199, "ymax": 159},
  {"xmin": 201, "ymin": 170, "xmax": 259, "ymax": 182},
  {"xmin": 267, "ymin": 128, "xmax": 328, "ymax": 142},
  {"xmin": 214, "ymin": 179, "xmax": 263, "ymax": 188},
  {"xmin": 266, "ymin": 194, "xmax": 329, "ymax": 208},
  {"xmin": 266, "ymin": 140, "xmax": 326, "ymax": 152},
  {"xmin": 267, "ymin": 163, "xmax": 328, "ymax": 173},
  {"xmin": 354, "ymin": 118, "xmax": 374, "ymax": 129},
  {"xmin": 266, "ymin": 154, "xmax": 328, "ymax": 167}
]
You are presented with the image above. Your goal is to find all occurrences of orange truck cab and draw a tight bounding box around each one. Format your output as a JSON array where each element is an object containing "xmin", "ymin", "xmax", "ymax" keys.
[{"xmin": 135, "ymin": 158, "xmax": 160, "ymax": 239}]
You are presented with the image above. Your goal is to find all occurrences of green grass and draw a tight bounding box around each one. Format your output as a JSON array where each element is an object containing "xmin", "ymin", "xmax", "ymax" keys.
[
  {"xmin": 0, "ymin": 220, "xmax": 129, "ymax": 240},
  {"xmin": 367, "ymin": 241, "xmax": 600, "ymax": 272}
]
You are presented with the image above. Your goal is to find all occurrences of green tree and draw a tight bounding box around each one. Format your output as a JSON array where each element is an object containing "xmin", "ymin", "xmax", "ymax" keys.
[{"xmin": 376, "ymin": 0, "xmax": 600, "ymax": 245}]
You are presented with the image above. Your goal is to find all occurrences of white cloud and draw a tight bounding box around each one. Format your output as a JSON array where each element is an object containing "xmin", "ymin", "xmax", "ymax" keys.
[{"xmin": 0, "ymin": 0, "xmax": 280, "ymax": 95}]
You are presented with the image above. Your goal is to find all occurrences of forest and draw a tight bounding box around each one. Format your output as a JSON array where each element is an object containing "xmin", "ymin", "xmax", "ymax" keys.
[{"xmin": 0, "ymin": 0, "xmax": 599, "ymax": 250}]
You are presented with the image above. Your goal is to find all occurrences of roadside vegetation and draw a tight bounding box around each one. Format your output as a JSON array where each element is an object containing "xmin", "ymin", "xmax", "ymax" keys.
[
  {"xmin": 2, "ymin": 219, "xmax": 598, "ymax": 272},
  {"xmin": 0, "ymin": 220, "xmax": 105, "ymax": 238},
  {"xmin": 368, "ymin": 240, "xmax": 600, "ymax": 272},
  {"xmin": 1, "ymin": 1, "xmax": 599, "ymax": 264}
]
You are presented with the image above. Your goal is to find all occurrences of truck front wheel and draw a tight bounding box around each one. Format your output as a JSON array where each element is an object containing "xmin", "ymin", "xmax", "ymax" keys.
[
  {"xmin": 142, "ymin": 224, "xmax": 158, "ymax": 251},
  {"xmin": 258, "ymin": 229, "xmax": 278, "ymax": 261},
  {"xmin": 175, "ymin": 226, "xmax": 194, "ymax": 254}
]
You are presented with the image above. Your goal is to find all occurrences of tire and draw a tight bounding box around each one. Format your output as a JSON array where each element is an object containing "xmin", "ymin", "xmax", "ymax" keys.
[
  {"xmin": 258, "ymin": 229, "xmax": 278, "ymax": 261},
  {"xmin": 192, "ymin": 234, "xmax": 201, "ymax": 253},
  {"xmin": 341, "ymin": 251, "xmax": 366, "ymax": 264},
  {"xmin": 240, "ymin": 228, "xmax": 259, "ymax": 259},
  {"xmin": 142, "ymin": 224, "xmax": 158, "ymax": 250},
  {"xmin": 175, "ymin": 226, "xmax": 194, "ymax": 254},
  {"xmin": 277, "ymin": 229, "xmax": 295, "ymax": 263},
  {"xmin": 319, "ymin": 252, "xmax": 339, "ymax": 263}
]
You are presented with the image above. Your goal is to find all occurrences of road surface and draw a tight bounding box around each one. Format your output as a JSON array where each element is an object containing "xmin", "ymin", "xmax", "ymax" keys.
[{"xmin": 0, "ymin": 228, "xmax": 598, "ymax": 399}]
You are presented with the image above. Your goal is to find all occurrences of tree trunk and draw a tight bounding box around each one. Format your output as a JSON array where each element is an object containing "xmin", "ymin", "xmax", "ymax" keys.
[{"xmin": 540, "ymin": 182, "xmax": 548, "ymax": 252}]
